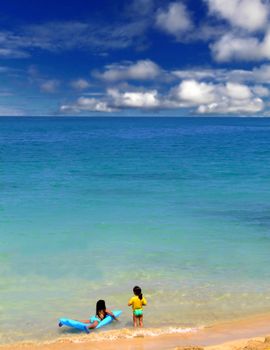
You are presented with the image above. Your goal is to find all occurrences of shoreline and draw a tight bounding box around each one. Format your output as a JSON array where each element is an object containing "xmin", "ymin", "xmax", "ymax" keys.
[{"xmin": 2, "ymin": 312, "xmax": 270, "ymax": 350}]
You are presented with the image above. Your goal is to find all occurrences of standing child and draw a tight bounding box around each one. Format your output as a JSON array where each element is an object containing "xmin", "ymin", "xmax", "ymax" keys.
[{"xmin": 128, "ymin": 286, "xmax": 147, "ymax": 327}]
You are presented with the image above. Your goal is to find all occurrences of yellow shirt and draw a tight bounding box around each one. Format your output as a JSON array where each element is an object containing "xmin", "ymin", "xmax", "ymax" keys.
[{"xmin": 128, "ymin": 296, "xmax": 147, "ymax": 310}]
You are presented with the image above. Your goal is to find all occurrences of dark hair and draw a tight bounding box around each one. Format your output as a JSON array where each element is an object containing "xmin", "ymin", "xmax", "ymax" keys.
[
  {"xmin": 133, "ymin": 286, "xmax": 143, "ymax": 300},
  {"xmin": 96, "ymin": 299, "xmax": 106, "ymax": 316}
]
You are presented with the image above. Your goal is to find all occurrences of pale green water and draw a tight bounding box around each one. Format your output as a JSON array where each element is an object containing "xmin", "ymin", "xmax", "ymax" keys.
[{"xmin": 1, "ymin": 117, "xmax": 270, "ymax": 343}]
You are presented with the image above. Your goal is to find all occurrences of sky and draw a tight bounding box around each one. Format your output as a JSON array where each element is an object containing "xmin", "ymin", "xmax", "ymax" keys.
[{"xmin": 1, "ymin": 0, "xmax": 270, "ymax": 116}]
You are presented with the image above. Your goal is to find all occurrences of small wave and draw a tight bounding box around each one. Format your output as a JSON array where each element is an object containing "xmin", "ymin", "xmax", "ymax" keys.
[{"xmin": 61, "ymin": 326, "xmax": 201, "ymax": 343}]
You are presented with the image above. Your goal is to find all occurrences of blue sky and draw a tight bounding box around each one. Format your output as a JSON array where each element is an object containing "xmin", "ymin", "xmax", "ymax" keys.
[{"xmin": 1, "ymin": 0, "xmax": 270, "ymax": 116}]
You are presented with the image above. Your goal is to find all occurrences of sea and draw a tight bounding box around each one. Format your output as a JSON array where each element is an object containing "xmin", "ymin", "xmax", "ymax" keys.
[{"xmin": 1, "ymin": 117, "xmax": 270, "ymax": 344}]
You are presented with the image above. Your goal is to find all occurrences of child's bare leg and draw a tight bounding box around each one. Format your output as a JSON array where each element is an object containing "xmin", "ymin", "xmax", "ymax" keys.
[
  {"xmin": 139, "ymin": 315, "xmax": 143, "ymax": 327},
  {"xmin": 133, "ymin": 314, "xmax": 137, "ymax": 327},
  {"xmin": 84, "ymin": 321, "xmax": 98, "ymax": 330},
  {"xmin": 87, "ymin": 322, "xmax": 98, "ymax": 329},
  {"xmin": 77, "ymin": 319, "xmax": 96, "ymax": 330}
]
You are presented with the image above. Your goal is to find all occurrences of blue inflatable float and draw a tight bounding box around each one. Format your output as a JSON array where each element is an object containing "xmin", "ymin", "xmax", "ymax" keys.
[{"xmin": 59, "ymin": 310, "xmax": 122, "ymax": 333}]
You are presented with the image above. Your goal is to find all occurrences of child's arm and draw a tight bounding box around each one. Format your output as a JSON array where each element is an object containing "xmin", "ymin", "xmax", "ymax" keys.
[
  {"xmin": 106, "ymin": 309, "xmax": 119, "ymax": 321},
  {"xmin": 142, "ymin": 297, "xmax": 147, "ymax": 306}
]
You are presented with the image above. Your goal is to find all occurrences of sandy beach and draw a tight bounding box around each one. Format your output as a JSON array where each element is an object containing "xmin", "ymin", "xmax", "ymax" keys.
[{"xmin": 2, "ymin": 313, "xmax": 270, "ymax": 350}]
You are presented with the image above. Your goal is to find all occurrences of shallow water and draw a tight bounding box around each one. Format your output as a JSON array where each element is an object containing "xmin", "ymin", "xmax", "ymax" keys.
[{"xmin": 1, "ymin": 117, "xmax": 270, "ymax": 343}]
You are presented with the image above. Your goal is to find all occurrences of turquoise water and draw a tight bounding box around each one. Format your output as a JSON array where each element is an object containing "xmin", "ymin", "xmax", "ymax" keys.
[{"xmin": 1, "ymin": 117, "xmax": 270, "ymax": 343}]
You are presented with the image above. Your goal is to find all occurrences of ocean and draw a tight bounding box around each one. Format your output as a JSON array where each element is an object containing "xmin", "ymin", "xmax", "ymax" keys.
[{"xmin": 1, "ymin": 117, "xmax": 270, "ymax": 344}]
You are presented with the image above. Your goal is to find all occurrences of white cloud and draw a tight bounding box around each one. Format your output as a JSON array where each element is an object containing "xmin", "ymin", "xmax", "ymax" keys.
[
  {"xmin": 95, "ymin": 60, "xmax": 161, "ymax": 82},
  {"xmin": 70, "ymin": 79, "xmax": 90, "ymax": 90},
  {"xmin": 60, "ymin": 88, "xmax": 161, "ymax": 113},
  {"xmin": 170, "ymin": 80, "xmax": 264, "ymax": 114},
  {"xmin": 211, "ymin": 30, "xmax": 270, "ymax": 62},
  {"xmin": 252, "ymin": 85, "xmax": 269, "ymax": 97},
  {"xmin": 172, "ymin": 80, "xmax": 216, "ymax": 105},
  {"xmin": 60, "ymin": 60, "xmax": 270, "ymax": 116},
  {"xmin": 60, "ymin": 78, "xmax": 267, "ymax": 115},
  {"xmin": 60, "ymin": 96, "xmax": 114, "ymax": 113},
  {"xmin": 251, "ymin": 64, "xmax": 270, "ymax": 82},
  {"xmin": 165, "ymin": 66, "xmax": 270, "ymax": 114},
  {"xmin": 76, "ymin": 97, "xmax": 113, "ymax": 112},
  {"xmin": 60, "ymin": 105, "xmax": 80, "ymax": 114},
  {"xmin": 40, "ymin": 79, "xmax": 60, "ymax": 93},
  {"xmin": 221, "ymin": 67, "xmax": 270, "ymax": 83},
  {"xmin": 156, "ymin": 2, "xmax": 193, "ymax": 38},
  {"xmin": 196, "ymin": 81, "xmax": 264, "ymax": 114},
  {"xmin": 206, "ymin": 0, "xmax": 269, "ymax": 32},
  {"xmin": 207, "ymin": 0, "xmax": 270, "ymax": 63},
  {"xmin": 108, "ymin": 88, "xmax": 160, "ymax": 108},
  {"xmin": 94, "ymin": 60, "xmax": 270, "ymax": 91},
  {"xmin": 172, "ymin": 67, "xmax": 257, "ymax": 83},
  {"xmin": 172, "ymin": 69, "xmax": 220, "ymax": 80},
  {"xmin": 198, "ymin": 97, "xmax": 263, "ymax": 114},
  {"xmin": 171, "ymin": 65, "xmax": 270, "ymax": 84},
  {"xmin": 225, "ymin": 82, "xmax": 252, "ymax": 100}
]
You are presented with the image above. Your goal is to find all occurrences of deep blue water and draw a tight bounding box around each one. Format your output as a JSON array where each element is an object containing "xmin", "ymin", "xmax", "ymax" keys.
[{"xmin": 1, "ymin": 117, "xmax": 270, "ymax": 343}]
